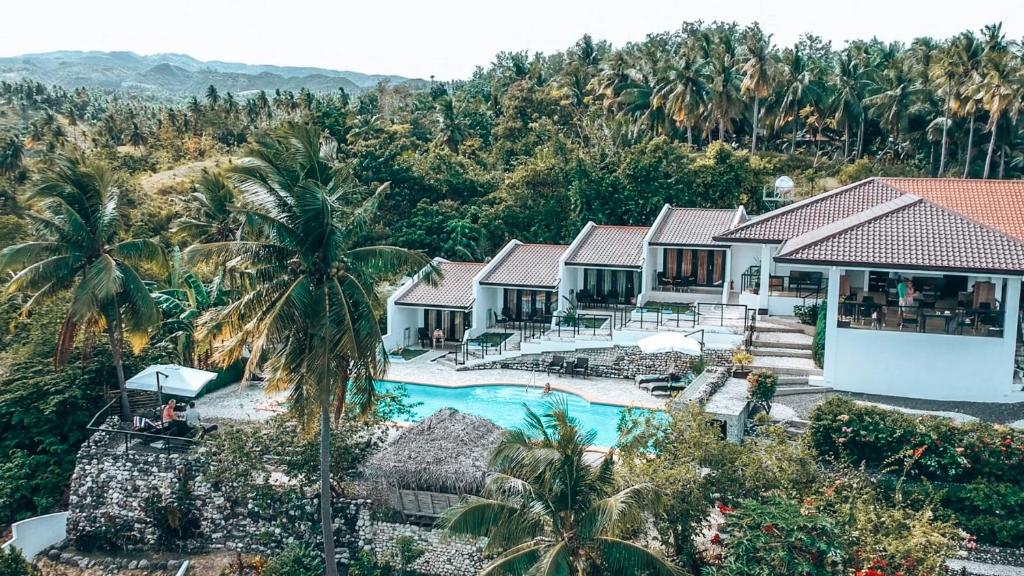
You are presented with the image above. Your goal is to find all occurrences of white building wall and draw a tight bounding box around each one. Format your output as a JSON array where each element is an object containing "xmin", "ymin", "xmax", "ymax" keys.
[
  {"xmin": 471, "ymin": 285, "xmax": 502, "ymax": 338},
  {"xmin": 824, "ymin": 274, "xmax": 1021, "ymax": 402},
  {"xmin": 382, "ymin": 305, "xmax": 421, "ymax": 351},
  {"xmin": 559, "ymin": 266, "xmax": 583, "ymax": 311}
]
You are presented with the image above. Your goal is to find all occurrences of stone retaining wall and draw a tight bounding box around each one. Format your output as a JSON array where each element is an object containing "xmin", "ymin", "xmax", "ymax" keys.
[
  {"xmin": 461, "ymin": 345, "xmax": 732, "ymax": 379},
  {"xmin": 65, "ymin": 421, "xmax": 483, "ymax": 575}
]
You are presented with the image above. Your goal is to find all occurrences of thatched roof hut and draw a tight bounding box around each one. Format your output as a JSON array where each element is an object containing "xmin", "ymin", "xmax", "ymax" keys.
[{"xmin": 362, "ymin": 408, "xmax": 505, "ymax": 496}]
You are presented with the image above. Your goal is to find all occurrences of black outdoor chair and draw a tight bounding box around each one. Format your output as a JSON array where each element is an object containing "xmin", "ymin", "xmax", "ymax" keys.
[
  {"xmin": 546, "ymin": 355, "xmax": 565, "ymax": 375},
  {"xmin": 898, "ymin": 307, "xmax": 920, "ymax": 331},
  {"xmin": 417, "ymin": 327, "xmax": 431, "ymax": 347},
  {"xmin": 571, "ymin": 357, "xmax": 590, "ymax": 378}
]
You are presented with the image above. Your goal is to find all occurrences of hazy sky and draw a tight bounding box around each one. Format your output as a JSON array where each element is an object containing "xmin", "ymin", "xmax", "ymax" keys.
[{"xmin": 2, "ymin": 0, "xmax": 1021, "ymax": 79}]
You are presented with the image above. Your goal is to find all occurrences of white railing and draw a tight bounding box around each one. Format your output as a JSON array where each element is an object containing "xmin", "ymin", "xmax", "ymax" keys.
[{"xmin": 1, "ymin": 511, "xmax": 68, "ymax": 560}]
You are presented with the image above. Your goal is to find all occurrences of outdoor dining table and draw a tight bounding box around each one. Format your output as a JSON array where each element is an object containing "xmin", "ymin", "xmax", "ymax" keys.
[{"xmin": 920, "ymin": 309, "xmax": 956, "ymax": 333}]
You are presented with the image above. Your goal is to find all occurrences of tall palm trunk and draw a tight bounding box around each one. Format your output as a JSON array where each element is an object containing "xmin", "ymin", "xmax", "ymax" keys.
[
  {"xmin": 963, "ymin": 116, "xmax": 975, "ymax": 178},
  {"xmin": 686, "ymin": 123, "xmax": 693, "ymax": 148},
  {"xmin": 718, "ymin": 117, "xmax": 725, "ymax": 142},
  {"xmin": 790, "ymin": 111, "xmax": 798, "ymax": 152},
  {"xmin": 857, "ymin": 115, "xmax": 865, "ymax": 159},
  {"xmin": 843, "ymin": 120, "xmax": 850, "ymax": 161},
  {"xmin": 106, "ymin": 307, "xmax": 131, "ymax": 419},
  {"xmin": 983, "ymin": 116, "xmax": 998, "ymax": 179},
  {"xmin": 999, "ymin": 147, "xmax": 1005, "ymax": 179},
  {"xmin": 938, "ymin": 85, "xmax": 951, "ymax": 175},
  {"xmin": 319, "ymin": 396, "xmax": 338, "ymax": 576},
  {"xmin": 750, "ymin": 96, "xmax": 760, "ymax": 154}
]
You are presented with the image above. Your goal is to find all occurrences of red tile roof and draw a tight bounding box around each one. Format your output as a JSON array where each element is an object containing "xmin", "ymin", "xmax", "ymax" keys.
[
  {"xmin": 479, "ymin": 242, "xmax": 566, "ymax": 289},
  {"xmin": 395, "ymin": 260, "xmax": 485, "ymax": 310},
  {"xmin": 882, "ymin": 178, "xmax": 1024, "ymax": 241},
  {"xmin": 649, "ymin": 207, "xmax": 744, "ymax": 246},
  {"xmin": 775, "ymin": 197, "xmax": 1024, "ymax": 274},
  {"xmin": 564, "ymin": 225, "xmax": 648, "ymax": 269},
  {"xmin": 715, "ymin": 179, "xmax": 904, "ymax": 243}
]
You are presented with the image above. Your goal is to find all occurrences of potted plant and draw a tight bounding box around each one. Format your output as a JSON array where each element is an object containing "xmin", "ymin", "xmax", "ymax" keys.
[{"xmin": 731, "ymin": 348, "xmax": 754, "ymax": 378}]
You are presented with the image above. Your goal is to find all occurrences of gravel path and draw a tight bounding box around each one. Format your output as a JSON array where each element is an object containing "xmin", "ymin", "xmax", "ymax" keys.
[
  {"xmin": 771, "ymin": 391, "xmax": 833, "ymax": 420},
  {"xmin": 838, "ymin": 392, "xmax": 1024, "ymax": 424}
]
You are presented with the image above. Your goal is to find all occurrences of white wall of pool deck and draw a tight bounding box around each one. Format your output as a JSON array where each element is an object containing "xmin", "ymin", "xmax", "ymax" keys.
[
  {"xmin": 383, "ymin": 273, "xmax": 420, "ymax": 351},
  {"xmin": 1, "ymin": 511, "xmax": 68, "ymax": 560},
  {"xmin": 823, "ymin": 266, "xmax": 1024, "ymax": 402}
]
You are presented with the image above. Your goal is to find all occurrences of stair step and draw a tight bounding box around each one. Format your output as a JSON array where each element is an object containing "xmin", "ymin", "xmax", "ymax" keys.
[
  {"xmin": 751, "ymin": 347, "xmax": 813, "ymax": 359},
  {"xmin": 753, "ymin": 325, "xmax": 806, "ymax": 334},
  {"xmin": 776, "ymin": 376, "xmax": 810, "ymax": 386},
  {"xmin": 774, "ymin": 386, "xmax": 833, "ymax": 397},
  {"xmin": 748, "ymin": 357, "xmax": 823, "ymax": 377},
  {"xmin": 753, "ymin": 332, "xmax": 814, "ymax": 349}
]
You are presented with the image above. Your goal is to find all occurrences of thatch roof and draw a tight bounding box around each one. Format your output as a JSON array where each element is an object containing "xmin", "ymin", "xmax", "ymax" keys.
[{"xmin": 361, "ymin": 408, "xmax": 505, "ymax": 495}]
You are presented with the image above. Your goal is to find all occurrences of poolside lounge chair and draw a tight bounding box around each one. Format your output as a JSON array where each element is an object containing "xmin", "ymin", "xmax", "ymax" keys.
[
  {"xmin": 571, "ymin": 357, "xmax": 589, "ymax": 378},
  {"xmin": 546, "ymin": 355, "xmax": 565, "ymax": 375}
]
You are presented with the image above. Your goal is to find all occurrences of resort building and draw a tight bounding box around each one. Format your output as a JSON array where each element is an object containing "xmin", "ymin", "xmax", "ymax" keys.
[
  {"xmin": 558, "ymin": 223, "xmax": 648, "ymax": 308},
  {"xmin": 383, "ymin": 177, "xmax": 1024, "ymax": 403},
  {"xmin": 715, "ymin": 177, "xmax": 1024, "ymax": 402},
  {"xmin": 383, "ymin": 259, "xmax": 485, "ymax": 350},
  {"xmin": 639, "ymin": 205, "xmax": 748, "ymax": 306},
  {"xmin": 470, "ymin": 240, "xmax": 567, "ymax": 337}
]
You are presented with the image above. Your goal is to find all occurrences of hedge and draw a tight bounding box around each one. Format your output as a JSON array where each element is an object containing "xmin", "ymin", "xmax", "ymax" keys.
[
  {"xmin": 812, "ymin": 300, "xmax": 826, "ymax": 367},
  {"xmin": 808, "ymin": 397, "xmax": 1023, "ymax": 485}
]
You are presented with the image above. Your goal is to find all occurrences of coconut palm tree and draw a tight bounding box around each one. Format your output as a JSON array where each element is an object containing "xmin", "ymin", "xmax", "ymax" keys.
[
  {"xmin": 706, "ymin": 32, "xmax": 744, "ymax": 143},
  {"xmin": 189, "ymin": 124, "xmax": 432, "ymax": 576},
  {"xmin": 831, "ymin": 50, "xmax": 868, "ymax": 161},
  {"xmin": 777, "ymin": 46, "xmax": 815, "ymax": 152},
  {"xmin": 655, "ymin": 49, "xmax": 709, "ymax": 148},
  {"xmin": 977, "ymin": 48, "xmax": 1018, "ymax": 178},
  {"xmin": 864, "ymin": 53, "xmax": 926, "ymax": 152},
  {"xmin": 0, "ymin": 154, "xmax": 166, "ymax": 418},
  {"xmin": 740, "ymin": 24, "xmax": 773, "ymax": 154},
  {"xmin": 0, "ymin": 134, "xmax": 24, "ymax": 178},
  {"xmin": 149, "ymin": 248, "xmax": 229, "ymax": 367},
  {"xmin": 442, "ymin": 401, "xmax": 682, "ymax": 576},
  {"xmin": 171, "ymin": 169, "xmax": 242, "ymax": 245}
]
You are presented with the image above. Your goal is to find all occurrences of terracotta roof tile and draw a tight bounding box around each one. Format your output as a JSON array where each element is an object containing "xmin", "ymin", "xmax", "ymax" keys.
[
  {"xmin": 715, "ymin": 180, "xmax": 903, "ymax": 243},
  {"xmin": 479, "ymin": 243, "xmax": 567, "ymax": 289},
  {"xmin": 882, "ymin": 178, "xmax": 1024, "ymax": 241},
  {"xmin": 564, "ymin": 225, "xmax": 648, "ymax": 268},
  {"xmin": 776, "ymin": 200, "xmax": 1024, "ymax": 274},
  {"xmin": 649, "ymin": 208, "xmax": 743, "ymax": 246},
  {"xmin": 395, "ymin": 260, "xmax": 485, "ymax": 310}
]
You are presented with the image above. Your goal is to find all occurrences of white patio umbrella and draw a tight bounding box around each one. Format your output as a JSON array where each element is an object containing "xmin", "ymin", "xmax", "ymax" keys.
[
  {"xmin": 126, "ymin": 364, "xmax": 218, "ymax": 399},
  {"xmin": 637, "ymin": 331, "xmax": 704, "ymax": 356}
]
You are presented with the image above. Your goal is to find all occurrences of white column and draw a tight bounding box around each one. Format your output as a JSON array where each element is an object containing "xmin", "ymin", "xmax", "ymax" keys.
[
  {"xmin": 823, "ymin": 266, "xmax": 842, "ymax": 386},
  {"xmin": 721, "ymin": 248, "xmax": 731, "ymax": 304},
  {"xmin": 758, "ymin": 243, "xmax": 772, "ymax": 313},
  {"xmin": 1000, "ymin": 277, "xmax": 1021, "ymax": 388}
]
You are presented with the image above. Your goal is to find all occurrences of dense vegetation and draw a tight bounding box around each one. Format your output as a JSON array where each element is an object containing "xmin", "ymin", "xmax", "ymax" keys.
[{"xmin": 0, "ymin": 18, "xmax": 1021, "ymax": 568}]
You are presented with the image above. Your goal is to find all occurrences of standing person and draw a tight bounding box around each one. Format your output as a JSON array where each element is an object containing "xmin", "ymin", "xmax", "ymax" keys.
[
  {"xmin": 897, "ymin": 277, "xmax": 909, "ymax": 307},
  {"xmin": 905, "ymin": 280, "xmax": 917, "ymax": 308}
]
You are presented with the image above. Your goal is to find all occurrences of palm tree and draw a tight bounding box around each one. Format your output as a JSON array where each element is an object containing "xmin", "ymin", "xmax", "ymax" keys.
[
  {"xmin": 977, "ymin": 46, "xmax": 1017, "ymax": 178},
  {"xmin": 655, "ymin": 50, "xmax": 709, "ymax": 148},
  {"xmin": 706, "ymin": 32, "xmax": 744, "ymax": 142},
  {"xmin": 0, "ymin": 154, "xmax": 165, "ymax": 418},
  {"xmin": 0, "ymin": 134, "xmax": 24, "ymax": 177},
  {"xmin": 777, "ymin": 46, "xmax": 815, "ymax": 152},
  {"xmin": 442, "ymin": 401, "xmax": 682, "ymax": 576},
  {"xmin": 864, "ymin": 53, "xmax": 925, "ymax": 153},
  {"xmin": 831, "ymin": 50, "xmax": 868, "ymax": 161},
  {"xmin": 930, "ymin": 42, "xmax": 962, "ymax": 175},
  {"xmin": 946, "ymin": 32, "xmax": 984, "ymax": 177},
  {"xmin": 171, "ymin": 169, "xmax": 242, "ymax": 244},
  {"xmin": 190, "ymin": 124, "xmax": 432, "ymax": 576},
  {"xmin": 740, "ymin": 24, "xmax": 773, "ymax": 153}
]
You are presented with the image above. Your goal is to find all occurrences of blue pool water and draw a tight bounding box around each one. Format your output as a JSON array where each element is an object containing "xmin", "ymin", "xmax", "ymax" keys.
[{"xmin": 379, "ymin": 381, "xmax": 637, "ymax": 447}]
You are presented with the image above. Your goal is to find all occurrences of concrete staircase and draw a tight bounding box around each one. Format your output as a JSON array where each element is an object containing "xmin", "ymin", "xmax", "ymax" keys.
[{"xmin": 749, "ymin": 317, "xmax": 823, "ymax": 378}]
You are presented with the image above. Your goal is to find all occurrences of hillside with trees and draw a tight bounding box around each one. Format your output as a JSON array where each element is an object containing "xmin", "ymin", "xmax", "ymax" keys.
[{"xmin": 0, "ymin": 19, "xmax": 1022, "ymax": 563}]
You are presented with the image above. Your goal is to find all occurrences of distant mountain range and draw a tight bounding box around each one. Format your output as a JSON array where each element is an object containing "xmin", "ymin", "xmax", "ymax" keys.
[{"xmin": 0, "ymin": 51, "xmax": 427, "ymax": 98}]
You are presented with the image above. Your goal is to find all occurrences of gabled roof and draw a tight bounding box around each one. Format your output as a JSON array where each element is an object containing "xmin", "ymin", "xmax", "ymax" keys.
[
  {"xmin": 649, "ymin": 207, "xmax": 746, "ymax": 247},
  {"xmin": 714, "ymin": 179, "xmax": 904, "ymax": 243},
  {"xmin": 395, "ymin": 260, "xmax": 485, "ymax": 310},
  {"xmin": 882, "ymin": 178, "xmax": 1024, "ymax": 242},
  {"xmin": 479, "ymin": 242, "xmax": 566, "ymax": 289},
  {"xmin": 563, "ymin": 225, "xmax": 648, "ymax": 269},
  {"xmin": 775, "ymin": 197, "xmax": 1024, "ymax": 275}
]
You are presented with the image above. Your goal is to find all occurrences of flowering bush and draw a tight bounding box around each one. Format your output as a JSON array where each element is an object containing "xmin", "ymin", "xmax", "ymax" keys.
[
  {"xmin": 747, "ymin": 369, "xmax": 778, "ymax": 412},
  {"xmin": 807, "ymin": 397, "xmax": 1023, "ymax": 484}
]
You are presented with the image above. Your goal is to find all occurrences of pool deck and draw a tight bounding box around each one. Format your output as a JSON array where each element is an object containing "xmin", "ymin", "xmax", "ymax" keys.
[
  {"xmin": 198, "ymin": 353, "xmax": 662, "ymax": 422},
  {"xmin": 386, "ymin": 353, "xmax": 663, "ymax": 409}
]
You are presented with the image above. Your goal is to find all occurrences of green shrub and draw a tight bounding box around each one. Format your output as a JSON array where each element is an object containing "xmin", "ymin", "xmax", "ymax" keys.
[
  {"xmin": 0, "ymin": 546, "xmax": 40, "ymax": 576},
  {"xmin": 709, "ymin": 497, "xmax": 846, "ymax": 576},
  {"xmin": 144, "ymin": 471, "xmax": 202, "ymax": 549},
  {"xmin": 812, "ymin": 300, "xmax": 826, "ymax": 367},
  {"xmin": 941, "ymin": 480, "xmax": 1024, "ymax": 547},
  {"xmin": 746, "ymin": 369, "xmax": 778, "ymax": 412},
  {"xmin": 793, "ymin": 303, "xmax": 820, "ymax": 325},
  {"xmin": 263, "ymin": 542, "xmax": 323, "ymax": 576},
  {"xmin": 807, "ymin": 397, "xmax": 1023, "ymax": 485}
]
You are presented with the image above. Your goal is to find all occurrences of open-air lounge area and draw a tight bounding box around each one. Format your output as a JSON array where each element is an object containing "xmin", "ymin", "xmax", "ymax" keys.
[
  {"xmin": 653, "ymin": 247, "xmax": 727, "ymax": 293},
  {"xmin": 836, "ymin": 272, "xmax": 1006, "ymax": 337}
]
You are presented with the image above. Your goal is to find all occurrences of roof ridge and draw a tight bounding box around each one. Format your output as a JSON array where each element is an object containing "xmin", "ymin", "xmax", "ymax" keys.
[
  {"xmin": 717, "ymin": 177, "xmax": 898, "ymax": 240},
  {"xmin": 777, "ymin": 194, "xmax": 922, "ymax": 258}
]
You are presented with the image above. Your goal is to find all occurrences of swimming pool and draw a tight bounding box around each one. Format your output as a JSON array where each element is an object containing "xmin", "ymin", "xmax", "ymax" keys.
[{"xmin": 379, "ymin": 381, "xmax": 638, "ymax": 447}]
